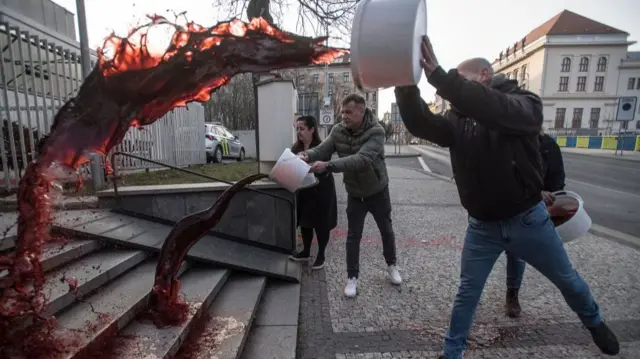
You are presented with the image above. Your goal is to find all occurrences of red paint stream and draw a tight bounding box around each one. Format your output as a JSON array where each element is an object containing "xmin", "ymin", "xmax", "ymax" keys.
[{"xmin": 0, "ymin": 14, "xmax": 346, "ymax": 357}]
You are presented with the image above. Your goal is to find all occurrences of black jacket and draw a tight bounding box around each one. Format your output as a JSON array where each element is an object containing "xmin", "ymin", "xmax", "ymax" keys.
[
  {"xmin": 292, "ymin": 142, "xmax": 338, "ymax": 231},
  {"xmin": 539, "ymin": 133, "xmax": 565, "ymax": 192},
  {"xmin": 395, "ymin": 67, "xmax": 544, "ymax": 221}
]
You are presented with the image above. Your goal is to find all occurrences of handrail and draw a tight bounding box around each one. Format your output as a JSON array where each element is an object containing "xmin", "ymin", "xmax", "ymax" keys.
[{"xmin": 109, "ymin": 152, "xmax": 293, "ymax": 204}]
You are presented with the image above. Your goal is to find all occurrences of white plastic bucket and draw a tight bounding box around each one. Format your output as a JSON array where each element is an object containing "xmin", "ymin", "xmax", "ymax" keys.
[
  {"xmin": 549, "ymin": 190, "xmax": 592, "ymax": 243},
  {"xmin": 269, "ymin": 148, "xmax": 318, "ymax": 192},
  {"xmin": 350, "ymin": 0, "xmax": 427, "ymax": 91}
]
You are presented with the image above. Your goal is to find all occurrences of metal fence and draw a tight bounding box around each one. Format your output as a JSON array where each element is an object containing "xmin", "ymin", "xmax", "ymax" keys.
[{"xmin": 0, "ymin": 22, "xmax": 205, "ymax": 191}]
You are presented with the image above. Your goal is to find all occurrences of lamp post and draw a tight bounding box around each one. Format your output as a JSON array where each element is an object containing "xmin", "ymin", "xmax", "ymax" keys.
[{"xmin": 75, "ymin": 0, "xmax": 104, "ymax": 190}]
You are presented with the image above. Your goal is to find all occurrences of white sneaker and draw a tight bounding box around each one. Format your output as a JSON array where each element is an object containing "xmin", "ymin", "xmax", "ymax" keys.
[
  {"xmin": 387, "ymin": 265, "xmax": 402, "ymax": 285},
  {"xmin": 344, "ymin": 277, "xmax": 358, "ymax": 297}
]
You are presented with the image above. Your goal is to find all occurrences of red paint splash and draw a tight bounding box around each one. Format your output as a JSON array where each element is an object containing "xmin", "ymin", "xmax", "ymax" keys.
[{"xmin": 0, "ymin": 13, "xmax": 346, "ymax": 356}]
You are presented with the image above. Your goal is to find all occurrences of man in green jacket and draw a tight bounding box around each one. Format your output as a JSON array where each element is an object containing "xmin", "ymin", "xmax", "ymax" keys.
[{"xmin": 299, "ymin": 93, "xmax": 402, "ymax": 298}]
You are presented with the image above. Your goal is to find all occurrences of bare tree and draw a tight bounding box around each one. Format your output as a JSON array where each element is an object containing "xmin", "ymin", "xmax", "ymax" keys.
[
  {"xmin": 215, "ymin": 0, "xmax": 359, "ymax": 40},
  {"xmin": 204, "ymin": 73, "xmax": 256, "ymax": 130}
]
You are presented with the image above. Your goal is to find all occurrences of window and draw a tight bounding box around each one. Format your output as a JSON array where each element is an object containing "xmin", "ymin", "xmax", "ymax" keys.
[
  {"xmin": 596, "ymin": 57, "xmax": 607, "ymax": 72},
  {"xmin": 554, "ymin": 108, "xmax": 566, "ymax": 128},
  {"xmin": 636, "ymin": 121, "xmax": 640, "ymax": 129},
  {"xmin": 513, "ymin": 69, "xmax": 519, "ymax": 81},
  {"xmin": 579, "ymin": 57, "xmax": 589, "ymax": 72},
  {"xmin": 312, "ymin": 74, "xmax": 319, "ymax": 84},
  {"xmin": 589, "ymin": 108, "xmax": 600, "ymax": 129},
  {"xmin": 343, "ymin": 72, "xmax": 350, "ymax": 82},
  {"xmin": 637, "ymin": 77, "xmax": 640, "ymax": 89},
  {"xmin": 628, "ymin": 78, "xmax": 636, "ymax": 90},
  {"xmin": 561, "ymin": 57, "xmax": 571, "ymax": 72},
  {"xmin": 576, "ymin": 76, "xmax": 587, "ymax": 92},
  {"xmin": 520, "ymin": 65, "xmax": 527, "ymax": 83},
  {"xmin": 571, "ymin": 108, "xmax": 583, "ymax": 128},
  {"xmin": 558, "ymin": 76, "xmax": 569, "ymax": 92},
  {"xmin": 506, "ymin": 72, "xmax": 511, "ymax": 79},
  {"xmin": 328, "ymin": 89, "xmax": 333, "ymax": 96},
  {"xmin": 297, "ymin": 75, "xmax": 305, "ymax": 85},
  {"xmin": 328, "ymin": 73, "xmax": 334, "ymax": 83},
  {"xmin": 594, "ymin": 76, "xmax": 604, "ymax": 92},
  {"xmin": 372, "ymin": 92, "xmax": 377, "ymax": 101}
]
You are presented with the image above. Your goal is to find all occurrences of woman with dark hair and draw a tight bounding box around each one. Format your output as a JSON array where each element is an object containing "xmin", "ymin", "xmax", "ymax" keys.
[{"xmin": 288, "ymin": 115, "xmax": 338, "ymax": 269}]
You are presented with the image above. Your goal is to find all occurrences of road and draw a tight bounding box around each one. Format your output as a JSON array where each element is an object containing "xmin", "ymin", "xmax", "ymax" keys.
[{"xmin": 405, "ymin": 144, "xmax": 640, "ymax": 238}]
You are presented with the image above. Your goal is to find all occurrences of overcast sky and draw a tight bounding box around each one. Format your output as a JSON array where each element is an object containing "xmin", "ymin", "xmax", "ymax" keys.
[{"xmin": 54, "ymin": 0, "xmax": 639, "ymax": 115}]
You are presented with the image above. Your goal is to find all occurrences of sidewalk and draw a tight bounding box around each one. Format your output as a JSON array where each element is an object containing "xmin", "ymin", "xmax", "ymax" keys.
[
  {"xmin": 296, "ymin": 165, "xmax": 640, "ymax": 358},
  {"xmin": 561, "ymin": 147, "xmax": 640, "ymax": 162},
  {"xmin": 384, "ymin": 144, "xmax": 420, "ymax": 158}
]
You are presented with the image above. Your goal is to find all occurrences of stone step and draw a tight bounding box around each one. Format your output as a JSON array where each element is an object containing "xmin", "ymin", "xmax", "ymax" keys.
[
  {"xmin": 53, "ymin": 209, "xmax": 301, "ymax": 282},
  {"xmin": 240, "ymin": 281, "xmax": 301, "ymax": 359},
  {"xmin": 53, "ymin": 260, "xmax": 191, "ymax": 359},
  {"xmin": 101, "ymin": 266, "xmax": 229, "ymax": 358},
  {"xmin": 174, "ymin": 274, "xmax": 266, "ymax": 359},
  {"xmin": 42, "ymin": 248, "xmax": 147, "ymax": 316},
  {"xmin": 0, "ymin": 239, "xmax": 102, "ymax": 280}
]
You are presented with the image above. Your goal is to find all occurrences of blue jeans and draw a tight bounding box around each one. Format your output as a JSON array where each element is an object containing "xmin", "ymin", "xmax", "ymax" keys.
[
  {"xmin": 443, "ymin": 201, "xmax": 602, "ymax": 359},
  {"xmin": 506, "ymin": 251, "xmax": 525, "ymax": 289}
]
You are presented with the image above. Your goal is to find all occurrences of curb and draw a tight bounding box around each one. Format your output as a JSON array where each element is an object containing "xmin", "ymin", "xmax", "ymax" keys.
[
  {"xmin": 561, "ymin": 150, "xmax": 640, "ymax": 164},
  {"xmin": 589, "ymin": 224, "xmax": 640, "ymax": 251},
  {"xmin": 386, "ymin": 153, "xmax": 420, "ymax": 158}
]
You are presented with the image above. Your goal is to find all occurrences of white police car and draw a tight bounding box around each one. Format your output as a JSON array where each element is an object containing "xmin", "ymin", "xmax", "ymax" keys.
[{"xmin": 205, "ymin": 123, "xmax": 245, "ymax": 163}]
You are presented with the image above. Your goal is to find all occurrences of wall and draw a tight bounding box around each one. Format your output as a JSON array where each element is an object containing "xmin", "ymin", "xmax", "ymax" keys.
[
  {"xmin": 234, "ymin": 130, "xmax": 257, "ymax": 158},
  {"xmin": 552, "ymin": 134, "xmax": 640, "ymax": 151}
]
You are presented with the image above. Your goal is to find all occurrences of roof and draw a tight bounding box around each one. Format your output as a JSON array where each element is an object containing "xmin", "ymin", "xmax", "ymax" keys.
[{"xmin": 497, "ymin": 10, "xmax": 628, "ymax": 58}]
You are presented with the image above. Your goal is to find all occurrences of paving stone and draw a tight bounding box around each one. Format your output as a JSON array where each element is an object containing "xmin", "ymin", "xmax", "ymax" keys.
[{"xmin": 295, "ymin": 165, "xmax": 640, "ymax": 358}]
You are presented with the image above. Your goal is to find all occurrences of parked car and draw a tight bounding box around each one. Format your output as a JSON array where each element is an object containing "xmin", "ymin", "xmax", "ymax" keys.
[{"xmin": 205, "ymin": 123, "xmax": 245, "ymax": 163}]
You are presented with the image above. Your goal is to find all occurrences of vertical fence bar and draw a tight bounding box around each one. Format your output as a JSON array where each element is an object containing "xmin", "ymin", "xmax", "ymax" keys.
[
  {"xmin": 65, "ymin": 51, "xmax": 74, "ymax": 97},
  {"xmin": 6, "ymin": 26, "xmax": 28, "ymax": 173},
  {"xmin": 25, "ymin": 32, "xmax": 43, "ymax": 149},
  {"xmin": 0, "ymin": 24, "xmax": 11, "ymax": 188},
  {"xmin": 44, "ymin": 41, "xmax": 57, "ymax": 124},
  {"xmin": 60, "ymin": 49, "xmax": 68, "ymax": 100},
  {"xmin": 72, "ymin": 53, "xmax": 80, "ymax": 94},
  {"xmin": 35, "ymin": 36, "xmax": 50, "ymax": 131},
  {"xmin": 53, "ymin": 46, "xmax": 63, "ymax": 108},
  {"xmin": 15, "ymin": 28, "xmax": 36, "ymax": 162}
]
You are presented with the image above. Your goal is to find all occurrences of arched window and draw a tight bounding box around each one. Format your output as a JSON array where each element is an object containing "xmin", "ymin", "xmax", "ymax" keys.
[
  {"xmin": 597, "ymin": 57, "xmax": 607, "ymax": 72},
  {"xmin": 561, "ymin": 57, "xmax": 571, "ymax": 72},
  {"xmin": 579, "ymin": 57, "xmax": 589, "ymax": 72}
]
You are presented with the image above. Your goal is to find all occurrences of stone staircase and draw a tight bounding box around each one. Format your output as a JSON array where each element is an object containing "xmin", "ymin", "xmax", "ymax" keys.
[{"xmin": 0, "ymin": 209, "xmax": 301, "ymax": 359}]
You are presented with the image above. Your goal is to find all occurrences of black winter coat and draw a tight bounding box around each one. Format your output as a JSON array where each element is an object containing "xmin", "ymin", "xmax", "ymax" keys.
[
  {"xmin": 539, "ymin": 133, "xmax": 566, "ymax": 192},
  {"xmin": 292, "ymin": 142, "xmax": 338, "ymax": 231},
  {"xmin": 395, "ymin": 67, "xmax": 544, "ymax": 221}
]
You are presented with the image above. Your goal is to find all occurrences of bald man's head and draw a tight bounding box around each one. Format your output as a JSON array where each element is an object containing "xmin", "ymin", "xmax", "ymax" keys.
[{"xmin": 457, "ymin": 57, "xmax": 494, "ymax": 85}]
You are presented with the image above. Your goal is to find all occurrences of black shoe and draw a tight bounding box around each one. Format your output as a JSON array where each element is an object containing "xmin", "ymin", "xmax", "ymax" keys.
[
  {"xmin": 312, "ymin": 256, "xmax": 325, "ymax": 270},
  {"xmin": 505, "ymin": 288, "xmax": 521, "ymax": 318},
  {"xmin": 289, "ymin": 251, "xmax": 310, "ymax": 262},
  {"xmin": 587, "ymin": 321, "xmax": 619, "ymax": 355}
]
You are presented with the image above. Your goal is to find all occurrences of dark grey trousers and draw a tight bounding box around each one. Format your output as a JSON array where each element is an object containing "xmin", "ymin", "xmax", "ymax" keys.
[{"xmin": 346, "ymin": 186, "xmax": 397, "ymax": 278}]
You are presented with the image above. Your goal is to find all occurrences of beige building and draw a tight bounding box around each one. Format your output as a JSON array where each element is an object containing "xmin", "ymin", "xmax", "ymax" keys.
[
  {"xmin": 492, "ymin": 10, "xmax": 640, "ymax": 135},
  {"xmin": 275, "ymin": 55, "xmax": 380, "ymax": 122}
]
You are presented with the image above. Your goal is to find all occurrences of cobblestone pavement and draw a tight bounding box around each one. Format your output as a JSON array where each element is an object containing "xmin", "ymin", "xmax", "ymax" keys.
[{"xmin": 296, "ymin": 164, "xmax": 640, "ymax": 358}]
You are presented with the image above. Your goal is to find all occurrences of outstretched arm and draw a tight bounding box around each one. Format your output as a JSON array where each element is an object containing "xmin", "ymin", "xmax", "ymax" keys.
[
  {"xmin": 428, "ymin": 67, "xmax": 543, "ymax": 136},
  {"xmin": 394, "ymin": 85, "xmax": 455, "ymax": 147},
  {"xmin": 306, "ymin": 130, "xmax": 336, "ymax": 162}
]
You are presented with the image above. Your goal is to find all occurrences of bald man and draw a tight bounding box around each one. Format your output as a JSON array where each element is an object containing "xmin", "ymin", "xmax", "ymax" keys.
[{"xmin": 394, "ymin": 37, "xmax": 619, "ymax": 359}]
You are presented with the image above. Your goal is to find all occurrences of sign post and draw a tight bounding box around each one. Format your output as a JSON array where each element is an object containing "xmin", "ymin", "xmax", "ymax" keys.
[
  {"xmin": 319, "ymin": 106, "xmax": 333, "ymax": 139},
  {"xmin": 614, "ymin": 96, "xmax": 637, "ymax": 156},
  {"xmin": 391, "ymin": 103, "xmax": 402, "ymax": 154}
]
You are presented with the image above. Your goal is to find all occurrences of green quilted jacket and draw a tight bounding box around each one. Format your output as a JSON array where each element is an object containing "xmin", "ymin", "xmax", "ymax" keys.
[{"xmin": 306, "ymin": 109, "xmax": 389, "ymax": 198}]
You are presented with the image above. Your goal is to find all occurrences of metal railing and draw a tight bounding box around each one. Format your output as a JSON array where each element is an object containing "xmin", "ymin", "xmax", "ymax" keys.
[{"xmin": 110, "ymin": 152, "xmax": 297, "ymax": 253}]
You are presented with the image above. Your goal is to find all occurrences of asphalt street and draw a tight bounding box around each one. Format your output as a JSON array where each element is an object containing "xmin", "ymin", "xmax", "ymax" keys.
[{"xmin": 396, "ymin": 144, "xmax": 640, "ymax": 238}]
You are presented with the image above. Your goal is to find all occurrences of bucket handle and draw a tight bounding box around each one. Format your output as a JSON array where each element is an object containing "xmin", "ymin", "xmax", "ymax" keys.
[{"xmin": 552, "ymin": 190, "xmax": 584, "ymax": 204}]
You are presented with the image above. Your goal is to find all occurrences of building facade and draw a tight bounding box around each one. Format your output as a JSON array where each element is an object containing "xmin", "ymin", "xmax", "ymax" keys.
[
  {"xmin": 492, "ymin": 10, "xmax": 640, "ymax": 136},
  {"xmin": 276, "ymin": 55, "xmax": 380, "ymax": 124}
]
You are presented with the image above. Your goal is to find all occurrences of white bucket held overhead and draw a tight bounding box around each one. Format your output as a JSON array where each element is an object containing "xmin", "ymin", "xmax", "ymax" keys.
[
  {"xmin": 549, "ymin": 190, "xmax": 592, "ymax": 243},
  {"xmin": 350, "ymin": 0, "xmax": 427, "ymax": 91},
  {"xmin": 269, "ymin": 148, "xmax": 318, "ymax": 192}
]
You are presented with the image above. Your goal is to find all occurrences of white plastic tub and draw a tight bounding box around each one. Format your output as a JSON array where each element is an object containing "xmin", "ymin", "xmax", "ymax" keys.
[
  {"xmin": 350, "ymin": 0, "xmax": 427, "ymax": 90},
  {"xmin": 549, "ymin": 190, "xmax": 592, "ymax": 243},
  {"xmin": 269, "ymin": 148, "xmax": 318, "ymax": 192}
]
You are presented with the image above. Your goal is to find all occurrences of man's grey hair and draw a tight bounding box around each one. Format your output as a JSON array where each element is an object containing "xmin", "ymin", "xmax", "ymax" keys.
[{"xmin": 466, "ymin": 57, "xmax": 495, "ymax": 77}]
